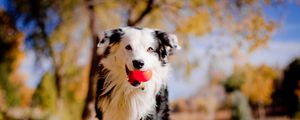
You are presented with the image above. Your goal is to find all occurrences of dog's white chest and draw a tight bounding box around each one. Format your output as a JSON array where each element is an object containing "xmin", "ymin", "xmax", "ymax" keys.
[{"xmin": 100, "ymin": 88, "xmax": 157, "ymax": 120}]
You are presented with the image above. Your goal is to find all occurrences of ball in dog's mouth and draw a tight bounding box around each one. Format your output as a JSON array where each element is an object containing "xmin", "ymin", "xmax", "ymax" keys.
[{"xmin": 125, "ymin": 65, "xmax": 152, "ymax": 88}]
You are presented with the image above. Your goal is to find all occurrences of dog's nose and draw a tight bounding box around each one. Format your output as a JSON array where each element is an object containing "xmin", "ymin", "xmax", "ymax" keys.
[{"xmin": 132, "ymin": 60, "xmax": 144, "ymax": 69}]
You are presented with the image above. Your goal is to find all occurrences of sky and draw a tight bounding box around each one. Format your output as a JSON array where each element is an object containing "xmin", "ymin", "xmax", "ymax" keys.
[{"xmin": 249, "ymin": 2, "xmax": 300, "ymax": 68}]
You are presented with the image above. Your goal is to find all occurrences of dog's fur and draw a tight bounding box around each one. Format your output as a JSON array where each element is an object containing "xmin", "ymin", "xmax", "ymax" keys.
[{"xmin": 95, "ymin": 27, "xmax": 180, "ymax": 120}]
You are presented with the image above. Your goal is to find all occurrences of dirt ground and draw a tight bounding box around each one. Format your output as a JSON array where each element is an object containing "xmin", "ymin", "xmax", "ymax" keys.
[
  {"xmin": 170, "ymin": 111, "xmax": 231, "ymax": 120},
  {"xmin": 170, "ymin": 111, "xmax": 291, "ymax": 120}
]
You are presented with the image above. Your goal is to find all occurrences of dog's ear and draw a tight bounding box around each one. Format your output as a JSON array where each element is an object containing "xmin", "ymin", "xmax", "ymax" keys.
[
  {"xmin": 97, "ymin": 28, "xmax": 125, "ymax": 55},
  {"xmin": 154, "ymin": 30, "xmax": 181, "ymax": 65}
]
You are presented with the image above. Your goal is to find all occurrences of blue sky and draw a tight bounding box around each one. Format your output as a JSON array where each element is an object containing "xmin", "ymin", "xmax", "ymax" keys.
[
  {"xmin": 265, "ymin": 2, "xmax": 300, "ymax": 42},
  {"xmin": 249, "ymin": 2, "xmax": 300, "ymax": 68}
]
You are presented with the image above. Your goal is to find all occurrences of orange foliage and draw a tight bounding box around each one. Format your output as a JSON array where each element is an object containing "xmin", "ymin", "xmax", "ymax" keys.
[
  {"xmin": 176, "ymin": 10, "xmax": 212, "ymax": 36},
  {"xmin": 0, "ymin": 89, "xmax": 4, "ymax": 109},
  {"xmin": 242, "ymin": 14, "xmax": 275, "ymax": 52},
  {"xmin": 240, "ymin": 65, "xmax": 278, "ymax": 105},
  {"xmin": 19, "ymin": 86, "xmax": 35, "ymax": 107}
]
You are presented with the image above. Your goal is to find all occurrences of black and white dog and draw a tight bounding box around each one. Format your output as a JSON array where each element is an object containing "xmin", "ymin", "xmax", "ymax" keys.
[{"xmin": 95, "ymin": 27, "xmax": 180, "ymax": 120}]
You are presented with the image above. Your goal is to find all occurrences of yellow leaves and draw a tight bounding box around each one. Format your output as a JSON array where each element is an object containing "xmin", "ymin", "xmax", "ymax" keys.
[
  {"xmin": 58, "ymin": 0, "xmax": 81, "ymax": 20},
  {"xmin": 142, "ymin": 8, "xmax": 164, "ymax": 29},
  {"xmin": 171, "ymin": 0, "xmax": 184, "ymax": 9},
  {"xmin": 100, "ymin": 0, "xmax": 123, "ymax": 10},
  {"xmin": 190, "ymin": 0, "xmax": 205, "ymax": 8},
  {"xmin": 8, "ymin": 33, "xmax": 26, "ymax": 86},
  {"xmin": 19, "ymin": 86, "xmax": 34, "ymax": 107},
  {"xmin": 0, "ymin": 89, "xmax": 5, "ymax": 109},
  {"xmin": 8, "ymin": 32, "xmax": 25, "ymax": 69},
  {"xmin": 189, "ymin": 0, "xmax": 216, "ymax": 8},
  {"xmin": 247, "ymin": 14, "xmax": 275, "ymax": 35},
  {"xmin": 159, "ymin": 0, "xmax": 183, "ymax": 15},
  {"xmin": 128, "ymin": 1, "xmax": 148, "ymax": 21},
  {"xmin": 226, "ymin": 64, "xmax": 279, "ymax": 105},
  {"xmin": 235, "ymin": 13, "xmax": 276, "ymax": 52},
  {"xmin": 176, "ymin": 10, "xmax": 212, "ymax": 36},
  {"xmin": 264, "ymin": 0, "xmax": 271, "ymax": 4},
  {"xmin": 32, "ymin": 73, "xmax": 57, "ymax": 112},
  {"xmin": 240, "ymin": 65, "xmax": 278, "ymax": 105},
  {"xmin": 206, "ymin": 0, "xmax": 217, "ymax": 8},
  {"xmin": 95, "ymin": 5, "xmax": 122, "ymax": 29},
  {"xmin": 0, "ymin": 9, "xmax": 29, "ymax": 108},
  {"xmin": 242, "ymin": 75, "xmax": 273, "ymax": 104}
]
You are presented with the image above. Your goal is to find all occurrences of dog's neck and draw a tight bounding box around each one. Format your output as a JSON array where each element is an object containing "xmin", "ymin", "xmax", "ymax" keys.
[{"xmin": 97, "ymin": 57, "xmax": 169, "ymax": 120}]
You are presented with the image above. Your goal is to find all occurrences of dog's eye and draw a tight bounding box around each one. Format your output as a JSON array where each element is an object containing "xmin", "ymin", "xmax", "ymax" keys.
[
  {"xmin": 147, "ymin": 47, "xmax": 154, "ymax": 52},
  {"xmin": 125, "ymin": 45, "xmax": 132, "ymax": 50}
]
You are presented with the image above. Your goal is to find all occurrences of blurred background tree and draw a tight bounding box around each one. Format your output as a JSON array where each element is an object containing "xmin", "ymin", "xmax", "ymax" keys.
[
  {"xmin": 225, "ymin": 64, "xmax": 279, "ymax": 119},
  {"xmin": 0, "ymin": 8, "xmax": 27, "ymax": 118},
  {"xmin": 271, "ymin": 58, "xmax": 300, "ymax": 118}
]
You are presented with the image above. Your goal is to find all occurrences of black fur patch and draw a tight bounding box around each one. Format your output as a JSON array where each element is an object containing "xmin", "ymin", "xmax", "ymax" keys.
[
  {"xmin": 109, "ymin": 28, "xmax": 125, "ymax": 45},
  {"xmin": 95, "ymin": 64, "xmax": 110, "ymax": 96},
  {"xmin": 155, "ymin": 87, "xmax": 170, "ymax": 120},
  {"xmin": 100, "ymin": 39, "xmax": 105, "ymax": 43},
  {"xmin": 95, "ymin": 108, "xmax": 103, "ymax": 120},
  {"xmin": 145, "ymin": 87, "xmax": 170, "ymax": 120},
  {"xmin": 95, "ymin": 64, "xmax": 110, "ymax": 120},
  {"xmin": 153, "ymin": 31, "xmax": 173, "ymax": 66},
  {"xmin": 154, "ymin": 31, "xmax": 173, "ymax": 48},
  {"xmin": 99, "ymin": 28, "xmax": 124, "ymax": 59}
]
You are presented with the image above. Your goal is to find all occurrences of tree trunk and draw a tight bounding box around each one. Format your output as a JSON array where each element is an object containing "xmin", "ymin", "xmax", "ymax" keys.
[
  {"xmin": 258, "ymin": 103, "xmax": 265, "ymax": 120},
  {"xmin": 82, "ymin": 0, "xmax": 100, "ymax": 119},
  {"xmin": 37, "ymin": 19, "xmax": 63, "ymax": 98}
]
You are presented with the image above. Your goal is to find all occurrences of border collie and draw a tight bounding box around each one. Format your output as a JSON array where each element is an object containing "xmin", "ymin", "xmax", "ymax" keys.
[{"xmin": 95, "ymin": 27, "xmax": 180, "ymax": 120}]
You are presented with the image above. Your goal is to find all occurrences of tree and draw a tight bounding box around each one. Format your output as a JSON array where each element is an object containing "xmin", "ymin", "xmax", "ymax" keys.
[
  {"xmin": 7, "ymin": 0, "xmax": 90, "ymax": 119},
  {"xmin": 81, "ymin": 0, "xmax": 99, "ymax": 119},
  {"xmin": 31, "ymin": 72, "xmax": 57, "ymax": 115},
  {"xmin": 0, "ymin": 8, "xmax": 32, "ymax": 119},
  {"xmin": 225, "ymin": 64, "xmax": 279, "ymax": 118},
  {"xmin": 12, "ymin": 0, "xmax": 83, "ymax": 99},
  {"xmin": 272, "ymin": 58, "xmax": 300, "ymax": 117},
  {"xmin": 11, "ymin": 0, "xmax": 63, "ymax": 98},
  {"xmin": 0, "ymin": 8, "xmax": 24, "ymax": 110},
  {"xmin": 241, "ymin": 65, "xmax": 278, "ymax": 106}
]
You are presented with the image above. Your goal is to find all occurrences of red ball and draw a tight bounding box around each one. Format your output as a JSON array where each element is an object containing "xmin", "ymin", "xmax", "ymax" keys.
[{"xmin": 128, "ymin": 70, "xmax": 152, "ymax": 83}]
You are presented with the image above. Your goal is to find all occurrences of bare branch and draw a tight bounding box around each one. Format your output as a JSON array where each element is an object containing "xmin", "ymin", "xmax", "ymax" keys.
[{"xmin": 127, "ymin": 0, "xmax": 156, "ymax": 26}]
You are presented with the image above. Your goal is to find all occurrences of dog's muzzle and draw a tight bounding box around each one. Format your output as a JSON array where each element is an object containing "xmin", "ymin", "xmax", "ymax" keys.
[
  {"xmin": 125, "ymin": 65, "xmax": 152, "ymax": 90},
  {"xmin": 125, "ymin": 65, "xmax": 140, "ymax": 87}
]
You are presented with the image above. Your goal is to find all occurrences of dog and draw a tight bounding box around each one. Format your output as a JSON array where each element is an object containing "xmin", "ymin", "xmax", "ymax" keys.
[{"xmin": 95, "ymin": 27, "xmax": 180, "ymax": 120}]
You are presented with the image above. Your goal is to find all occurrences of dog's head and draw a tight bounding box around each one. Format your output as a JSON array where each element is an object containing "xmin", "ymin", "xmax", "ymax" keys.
[{"xmin": 97, "ymin": 27, "xmax": 180, "ymax": 88}]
